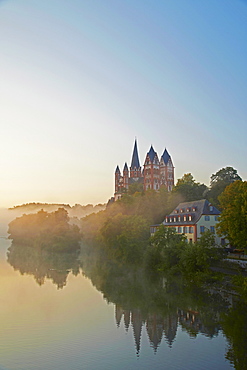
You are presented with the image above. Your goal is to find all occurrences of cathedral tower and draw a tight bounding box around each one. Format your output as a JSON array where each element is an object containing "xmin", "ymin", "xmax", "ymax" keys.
[
  {"xmin": 123, "ymin": 162, "xmax": 129, "ymax": 189},
  {"xmin": 160, "ymin": 148, "xmax": 174, "ymax": 191},
  {"xmin": 143, "ymin": 145, "xmax": 160, "ymax": 191}
]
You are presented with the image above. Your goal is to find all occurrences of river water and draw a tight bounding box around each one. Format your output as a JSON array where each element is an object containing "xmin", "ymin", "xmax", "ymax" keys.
[{"xmin": 0, "ymin": 210, "xmax": 241, "ymax": 369}]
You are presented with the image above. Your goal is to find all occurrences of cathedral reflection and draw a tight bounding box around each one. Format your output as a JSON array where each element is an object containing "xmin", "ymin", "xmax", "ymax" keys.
[{"xmin": 115, "ymin": 304, "xmax": 222, "ymax": 355}]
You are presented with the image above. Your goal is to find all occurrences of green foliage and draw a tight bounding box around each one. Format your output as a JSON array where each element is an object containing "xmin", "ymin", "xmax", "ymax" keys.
[
  {"xmin": 180, "ymin": 230, "xmax": 223, "ymax": 281},
  {"xmin": 146, "ymin": 228, "xmax": 224, "ymax": 282},
  {"xmin": 100, "ymin": 214, "xmax": 149, "ymax": 264},
  {"xmin": 80, "ymin": 186, "xmax": 174, "ymax": 252},
  {"xmin": 210, "ymin": 167, "xmax": 242, "ymax": 186},
  {"xmin": 216, "ymin": 181, "xmax": 247, "ymax": 249},
  {"xmin": 8, "ymin": 208, "xmax": 82, "ymax": 253},
  {"xmin": 127, "ymin": 182, "xmax": 144, "ymax": 195},
  {"xmin": 206, "ymin": 166, "xmax": 242, "ymax": 208},
  {"xmin": 172, "ymin": 173, "xmax": 207, "ymax": 202},
  {"xmin": 146, "ymin": 226, "xmax": 187, "ymax": 272}
]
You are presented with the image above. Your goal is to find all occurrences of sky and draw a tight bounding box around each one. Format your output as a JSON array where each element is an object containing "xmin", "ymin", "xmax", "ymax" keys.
[{"xmin": 0, "ymin": 0, "xmax": 246, "ymax": 208}]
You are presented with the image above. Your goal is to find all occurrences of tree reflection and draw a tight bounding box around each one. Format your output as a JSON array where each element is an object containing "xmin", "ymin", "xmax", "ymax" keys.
[
  {"xmin": 80, "ymin": 249, "xmax": 230, "ymax": 355},
  {"xmin": 221, "ymin": 301, "xmax": 247, "ymax": 370},
  {"xmin": 7, "ymin": 242, "xmax": 81, "ymax": 289}
]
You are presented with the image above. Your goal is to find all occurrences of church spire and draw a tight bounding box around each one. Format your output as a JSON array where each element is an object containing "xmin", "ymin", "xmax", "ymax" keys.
[
  {"xmin": 130, "ymin": 139, "xmax": 142, "ymax": 179},
  {"xmin": 130, "ymin": 139, "xmax": 140, "ymax": 170}
]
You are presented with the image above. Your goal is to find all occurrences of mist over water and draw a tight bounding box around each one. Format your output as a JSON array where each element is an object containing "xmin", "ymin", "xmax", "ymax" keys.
[{"xmin": 0, "ymin": 207, "xmax": 243, "ymax": 369}]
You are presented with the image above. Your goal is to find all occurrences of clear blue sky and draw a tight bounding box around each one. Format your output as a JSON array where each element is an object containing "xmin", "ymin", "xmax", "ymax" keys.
[{"xmin": 1, "ymin": 0, "xmax": 246, "ymax": 207}]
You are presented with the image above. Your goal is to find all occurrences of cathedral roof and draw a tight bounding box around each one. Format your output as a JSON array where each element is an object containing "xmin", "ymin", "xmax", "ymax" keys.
[
  {"xmin": 161, "ymin": 148, "xmax": 171, "ymax": 164},
  {"xmin": 147, "ymin": 145, "xmax": 157, "ymax": 162},
  {"xmin": 130, "ymin": 140, "xmax": 141, "ymax": 169},
  {"xmin": 115, "ymin": 165, "xmax": 120, "ymax": 173},
  {"xmin": 123, "ymin": 162, "xmax": 128, "ymax": 171}
]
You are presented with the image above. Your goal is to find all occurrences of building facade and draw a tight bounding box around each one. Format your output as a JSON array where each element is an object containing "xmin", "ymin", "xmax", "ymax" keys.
[
  {"xmin": 151, "ymin": 199, "xmax": 226, "ymax": 245},
  {"xmin": 114, "ymin": 140, "xmax": 174, "ymax": 200}
]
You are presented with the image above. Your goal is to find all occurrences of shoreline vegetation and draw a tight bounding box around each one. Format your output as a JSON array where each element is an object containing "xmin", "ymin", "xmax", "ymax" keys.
[
  {"xmin": 7, "ymin": 172, "xmax": 247, "ymax": 300},
  {"xmin": 6, "ymin": 167, "xmax": 247, "ymax": 297}
]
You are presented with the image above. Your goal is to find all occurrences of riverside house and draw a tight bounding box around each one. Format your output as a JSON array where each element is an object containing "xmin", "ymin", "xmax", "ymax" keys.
[{"xmin": 151, "ymin": 199, "xmax": 226, "ymax": 245}]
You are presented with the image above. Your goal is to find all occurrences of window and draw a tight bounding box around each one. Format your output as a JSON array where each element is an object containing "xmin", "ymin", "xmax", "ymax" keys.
[
  {"xmin": 180, "ymin": 209, "xmax": 183, "ymax": 213},
  {"xmin": 186, "ymin": 208, "xmax": 190, "ymax": 212},
  {"xmin": 173, "ymin": 217, "xmax": 176, "ymax": 222},
  {"xmin": 183, "ymin": 226, "xmax": 188, "ymax": 233},
  {"xmin": 183, "ymin": 216, "xmax": 187, "ymax": 221},
  {"xmin": 178, "ymin": 216, "xmax": 181, "ymax": 222},
  {"xmin": 188, "ymin": 215, "xmax": 192, "ymax": 221},
  {"xmin": 189, "ymin": 227, "xmax": 193, "ymax": 233},
  {"xmin": 209, "ymin": 205, "xmax": 213, "ymax": 212},
  {"xmin": 165, "ymin": 217, "xmax": 168, "ymax": 223},
  {"xmin": 178, "ymin": 226, "xmax": 182, "ymax": 233},
  {"xmin": 200, "ymin": 226, "xmax": 205, "ymax": 234},
  {"xmin": 221, "ymin": 238, "xmax": 226, "ymax": 245},
  {"xmin": 170, "ymin": 218, "xmax": 172, "ymax": 222},
  {"xmin": 205, "ymin": 215, "xmax": 210, "ymax": 221},
  {"xmin": 210, "ymin": 226, "xmax": 215, "ymax": 234},
  {"xmin": 192, "ymin": 207, "xmax": 196, "ymax": 212}
]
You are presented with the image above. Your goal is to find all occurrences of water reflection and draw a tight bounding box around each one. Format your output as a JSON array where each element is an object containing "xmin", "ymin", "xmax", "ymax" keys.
[
  {"xmin": 115, "ymin": 306, "xmax": 178, "ymax": 353},
  {"xmin": 6, "ymin": 242, "xmax": 247, "ymax": 368},
  {"xmin": 7, "ymin": 242, "xmax": 80, "ymax": 289},
  {"xmin": 80, "ymin": 251, "xmax": 231, "ymax": 355}
]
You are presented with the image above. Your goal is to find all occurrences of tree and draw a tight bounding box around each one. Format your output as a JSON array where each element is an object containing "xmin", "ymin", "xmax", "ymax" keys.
[
  {"xmin": 172, "ymin": 173, "xmax": 207, "ymax": 202},
  {"xmin": 100, "ymin": 213, "xmax": 149, "ymax": 264},
  {"xmin": 128, "ymin": 182, "xmax": 144, "ymax": 195},
  {"xmin": 210, "ymin": 167, "xmax": 242, "ymax": 186},
  {"xmin": 216, "ymin": 181, "xmax": 247, "ymax": 250},
  {"xmin": 206, "ymin": 167, "xmax": 242, "ymax": 208},
  {"xmin": 8, "ymin": 208, "xmax": 82, "ymax": 252},
  {"xmin": 146, "ymin": 226, "xmax": 186, "ymax": 272},
  {"xmin": 179, "ymin": 230, "xmax": 223, "ymax": 281}
]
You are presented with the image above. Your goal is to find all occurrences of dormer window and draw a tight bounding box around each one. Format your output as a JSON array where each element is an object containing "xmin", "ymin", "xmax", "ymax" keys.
[
  {"xmin": 188, "ymin": 215, "xmax": 192, "ymax": 221},
  {"xmin": 170, "ymin": 218, "xmax": 172, "ymax": 222},
  {"xmin": 173, "ymin": 217, "xmax": 176, "ymax": 222},
  {"xmin": 165, "ymin": 217, "xmax": 168, "ymax": 223},
  {"xmin": 209, "ymin": 205, "xmax": 213, "ymax": 212},
  {"xmin": 186, "ymin": 208, "xmax": 190, "ymax": 212},
  {"xmin": 183, "ymin": 215, "xmax": 187, "ymax": 221},
  {"xmin": 180, "ymin": 209, "xmax": 183, "ymax": 213},
  {"xmin": 192, "ymin": 207, "xmax": 196, "ymax": 212},
  {"xmin": 178, "ymin": 216, "xmax": 181, "ymax": 222}
]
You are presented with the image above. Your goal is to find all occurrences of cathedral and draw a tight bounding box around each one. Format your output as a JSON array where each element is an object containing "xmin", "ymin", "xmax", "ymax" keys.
[{"xmin": 114, "ymin": 140, "xmax": 174, "ymax": 200}]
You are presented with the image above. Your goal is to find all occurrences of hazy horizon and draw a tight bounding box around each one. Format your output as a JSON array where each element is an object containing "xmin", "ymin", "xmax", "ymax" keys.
[{"xmin": 1, "ymin": 0, "xmax": 246, "ymax": 208}]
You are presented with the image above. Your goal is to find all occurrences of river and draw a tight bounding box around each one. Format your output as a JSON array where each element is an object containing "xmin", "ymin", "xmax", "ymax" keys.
[{"xmin": 0, "ymin": 209, "xmax": 242, "ymax": 369}]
